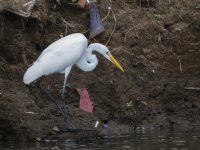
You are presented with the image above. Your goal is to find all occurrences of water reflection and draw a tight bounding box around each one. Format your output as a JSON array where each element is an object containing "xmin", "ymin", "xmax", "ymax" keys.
[{"xmin": 0, "ymin": 128, "xmax": 200, "ymax": 150}]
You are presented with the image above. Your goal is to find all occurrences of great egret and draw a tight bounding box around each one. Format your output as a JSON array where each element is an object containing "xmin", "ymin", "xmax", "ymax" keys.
[{"xmin": 23, "ymin": 33, "xmax": 124, "ymax": 129}]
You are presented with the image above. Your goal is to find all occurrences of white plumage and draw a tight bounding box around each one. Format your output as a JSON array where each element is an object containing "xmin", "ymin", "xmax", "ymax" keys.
[
  {"xmin": 23, "ymin": 33, "xmax": 87, "ymax": 84},
  {"xmin": 23, "ymin": 33, "xmax": 124, "ymax": 88}
]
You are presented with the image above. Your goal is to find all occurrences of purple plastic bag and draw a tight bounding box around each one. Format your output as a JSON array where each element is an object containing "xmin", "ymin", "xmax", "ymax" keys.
[{"xmin": 90, "ymin": 3, "xmax": 104, "ymax": 38}]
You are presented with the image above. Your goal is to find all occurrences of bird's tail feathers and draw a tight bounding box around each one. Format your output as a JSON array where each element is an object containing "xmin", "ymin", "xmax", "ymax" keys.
[{"xmin": 23, "ymin": 63, "xmax": 43, "ymax": 84}]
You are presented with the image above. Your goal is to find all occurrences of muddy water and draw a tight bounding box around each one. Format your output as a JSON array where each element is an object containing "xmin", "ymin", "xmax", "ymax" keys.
[{"xmin": 1, "ymin": 128, "xmax": 200, "ymax": 150}]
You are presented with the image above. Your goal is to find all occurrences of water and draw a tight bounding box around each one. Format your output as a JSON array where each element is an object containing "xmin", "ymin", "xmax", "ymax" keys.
[{"xmin": 1, "ymin": 128, "xmax": 200, "ymax": 150}]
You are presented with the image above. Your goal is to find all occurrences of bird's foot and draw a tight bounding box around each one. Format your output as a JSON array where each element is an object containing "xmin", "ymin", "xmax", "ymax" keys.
[
  {"xmin": 56, "ymin": 98, "xmax": 76, "ymax": 130},
  {"xmin": 34, "ymin": 77, "xmax": 76, "ymax": 131},
  {"xmin": 60, "ymin": 124, "xmax": 77, "ymax": 132},
  {"xmin": 59, "ymin": 118, "xmax": 78, "ymax": 133}
]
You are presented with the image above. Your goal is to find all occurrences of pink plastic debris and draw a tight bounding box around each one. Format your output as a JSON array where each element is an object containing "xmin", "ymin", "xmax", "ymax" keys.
[{"xmin": 76, "ymin": 88, "xmax": 94, "ymax": 113}]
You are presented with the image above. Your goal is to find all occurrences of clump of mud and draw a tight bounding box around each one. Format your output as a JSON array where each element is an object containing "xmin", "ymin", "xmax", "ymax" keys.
[{"xmin": 0, "ymin": 0, "xmax": 200, "ymax": 141}]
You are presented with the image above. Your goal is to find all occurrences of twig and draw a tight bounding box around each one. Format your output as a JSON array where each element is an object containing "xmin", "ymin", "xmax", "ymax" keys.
[
  {"xmin": 59, "ymin": 15, "xmax": 74, "ymax": 36},
  {"xmin": 92, "ymin": 37, "xmax": 97, "ymax": 42},
  {"xmin": 124, "ymin": 28, "xmax": 133, "ymax": 43},
  {"xmin": 170, "ymin": 40, "xmax": 183, "ymax": 73},
  {"xmin": 22, "ymin": 49, "xmax": 28, "ymax": 65},
  {"xmin": 124, "ymin": 17, "xmax": 139, "ymax": 43},
  {"xmin": 105, "ymin": 8, "xmax": 116, "ymax": 45},
  {"xmin": 81, "ymin": 28, "xmax": 89, "ymax": 34},
  {"xmin": 177, "ymin": 57, "xmax": 183, "ymax": 73},
  {"xmin": 102, "ymin": 0, "xmax": 114, "ymax": 22},
  {"xmin": 102, "ymin": 2, "xmax": 111, "ymax": 22},
  {"xmin": 184, "ymin": 87, "xmax": 200, "ymax": 91},
  {"xmin": 133, "ymin": 21, "xmax": 139, "ymax": 39},
  {"xmin": 105, "ymin": 0, "xmax": 117, "ymax": 46}
]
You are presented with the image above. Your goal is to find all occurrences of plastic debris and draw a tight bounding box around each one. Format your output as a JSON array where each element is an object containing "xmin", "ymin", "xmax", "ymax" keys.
[
  {"xmin": 52, "ymin": 126, "xmax": 59, "ymax": 132},
  {"xmin": 94, "ymin": 121, "xmax": 99, "ymax": 128},
  {"xmin": 89, "ymin": 3, "xmax": 104, "ymax": 38},
  {"xmin": 76, "ymin": 88, "xmax": 94, "ymax": 113},
  {"xmin": 2, "ymin": 0, "xmax": 36, "ymax": 17},
  {"xmin": 24, "ymin": 111, "xmax": 34, "ymax": 114},
  {"xmin": 102, "ymin": 124, "xmax": 108, "ymax": 129}
]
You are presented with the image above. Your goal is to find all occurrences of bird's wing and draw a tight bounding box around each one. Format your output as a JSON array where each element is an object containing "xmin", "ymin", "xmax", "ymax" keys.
[
  {"xmin": 23, "ymin": 33, "xmax": 88, "ymax": 84},
  {"xmin": 36, "ymin": 33, "xmax": 87, "ymax": 62},
  {"xmin": 36, "ymin": 33, "xmax": 88, "ymax": 74}
]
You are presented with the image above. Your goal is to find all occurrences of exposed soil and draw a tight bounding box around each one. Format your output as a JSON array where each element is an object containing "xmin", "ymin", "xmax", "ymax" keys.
[{"xmin": 0, "ymin": 0, "xmax": 200, "ymax": 141}]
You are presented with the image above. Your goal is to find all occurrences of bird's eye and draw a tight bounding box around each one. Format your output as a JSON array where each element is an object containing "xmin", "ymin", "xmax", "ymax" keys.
[{"xmin": 106, "ymin": 51, "xmax": 109, "ymax": 54}]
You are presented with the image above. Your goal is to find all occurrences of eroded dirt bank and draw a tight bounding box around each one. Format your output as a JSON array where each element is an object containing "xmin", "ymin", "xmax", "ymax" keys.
[{"xmin": 0, "ymin": 0, "xmax": 200, "ymax": 141}]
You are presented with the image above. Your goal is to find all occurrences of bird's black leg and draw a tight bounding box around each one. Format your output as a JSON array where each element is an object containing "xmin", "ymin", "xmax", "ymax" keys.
[
  {"xmin": 59, "ymin": 66, "xmax": 76, "ymax": 130},
  {"xmin": 56, "ymin": 96, "xmax": 75, "ymax": 130},
  {"xmin": 35, "ymin": 77, "xmax": 57, "ymax": 105},
  {"xmin": 35, "ymin": 77, "xmax": 75, "ymax": 130}
]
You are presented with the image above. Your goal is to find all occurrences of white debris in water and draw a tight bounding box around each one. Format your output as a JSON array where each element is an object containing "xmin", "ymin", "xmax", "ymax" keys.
[
  {"xmin": 44, "ymin": 139, "xmax": 51, "ymax": 143},
  {"xmin": 121, "ymin": 145, "xmax": 131, "ymax": 149},
  {"xmin": 36, "ymin": 137, "xmax": 41, "ymax": 142},
  {"xmin": 51, "ymin": 146, "xmax": 60, "ymax": 150}
]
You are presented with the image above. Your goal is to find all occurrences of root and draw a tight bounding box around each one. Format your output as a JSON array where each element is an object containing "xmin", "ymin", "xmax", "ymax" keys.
[
  {"xmin": 102, "ymin": 1, "xmax": 111, "ymax": 22},
  {"xmin": 22, "ymin": 49, "xmax": 28, "ymax": 66},
  {"xmin": 81, "ymin": 28, "xmax": 89, "ymax": 34},
  {"xmin": 103, "ymin": 0, "xmax": 117, "ymax": 46},
  {"xmin": 184, "ymin": 87, "xmax": 200, "ymax": 91},
  {"xmin": 59, "ymin": 15, "xmax": 74, "ymax": 36},
  {"xmin": 124, "ymin": 17, "xmax": 139, "ymax": 44},
  {"xmin": 0, "ymin": 62, "xmax": 7, "ymax": 74},
  {"xmin": 105, "ymin": 8, "xmax": 116, "ymax": 46},
  {"xmin": 177, "ymin": 57, "xmax": 183, "ymax": 73},
  {"xmin": 170, "ymin": 40, "xmax": 183, "ymax": 74}
]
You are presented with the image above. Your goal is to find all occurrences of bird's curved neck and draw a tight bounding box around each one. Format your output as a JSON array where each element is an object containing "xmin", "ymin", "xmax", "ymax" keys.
[{"xmin": 76, "ymin": 43, "xmax": 102, "ymax": 72}]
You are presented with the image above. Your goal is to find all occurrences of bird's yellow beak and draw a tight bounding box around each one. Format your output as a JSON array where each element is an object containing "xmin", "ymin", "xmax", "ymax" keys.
[{"xmin": 108, "ymin": 52, "xmax": 124, "ymax": 72}]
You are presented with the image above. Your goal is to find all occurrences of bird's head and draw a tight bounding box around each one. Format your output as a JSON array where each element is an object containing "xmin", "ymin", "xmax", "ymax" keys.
[
  {"xmin": 92, "ymin": 44, "xmax": 124, "ymax": 72},
  {"xmin": 103, "ymin": 50, "xmax": 124, "ymax": 72}
]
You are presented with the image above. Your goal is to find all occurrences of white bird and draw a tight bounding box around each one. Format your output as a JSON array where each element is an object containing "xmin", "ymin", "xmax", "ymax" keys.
[{"xmin": 23, "ymin": 33, "xmax": 124, "ymax": 128}]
